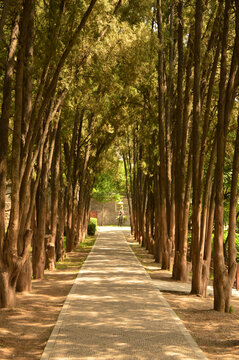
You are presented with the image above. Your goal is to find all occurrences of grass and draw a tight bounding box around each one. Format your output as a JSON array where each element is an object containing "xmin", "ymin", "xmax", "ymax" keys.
[{"xmin": 56, "ymin": 235, "xmax": 96, "ymax": 272}]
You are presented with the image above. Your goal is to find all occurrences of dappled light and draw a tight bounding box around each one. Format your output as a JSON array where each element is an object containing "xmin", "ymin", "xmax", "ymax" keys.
[
  {"xmin": 0, "ymin": 243, "xmax": 95, "ymax": 360},
  {"xmin": 0, "ymin": 0, "xmax": 239, "ymax": 358},
  {"xmin": 130, "ymin": 237, "xmax": 239, "ymax": 359},
  {"xmin": 41, "ymin": 229, "xmax": 206, "ymax": 360}
]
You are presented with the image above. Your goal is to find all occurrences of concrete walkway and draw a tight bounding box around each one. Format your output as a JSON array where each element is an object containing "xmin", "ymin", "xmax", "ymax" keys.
[{"xmin": 41, "ymin": 227, "xmax": 207, "ymax": 360}]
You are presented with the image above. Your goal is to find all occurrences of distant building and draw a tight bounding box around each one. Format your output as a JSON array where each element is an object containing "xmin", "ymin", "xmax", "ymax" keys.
[{"xmin": 90, "ymin": 197, "xmax": 130, "ymax": 226}]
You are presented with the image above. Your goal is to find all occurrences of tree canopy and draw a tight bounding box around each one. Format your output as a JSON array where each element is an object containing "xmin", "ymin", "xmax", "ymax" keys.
[{"xmin": 0, "ymin": 0, "xmax": 239, "ymax": 314}]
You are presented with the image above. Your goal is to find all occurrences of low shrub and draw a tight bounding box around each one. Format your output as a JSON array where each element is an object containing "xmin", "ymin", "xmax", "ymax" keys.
[{"xmin": 88, "ymin": 217, "xmax": 97, "ymax": 235}]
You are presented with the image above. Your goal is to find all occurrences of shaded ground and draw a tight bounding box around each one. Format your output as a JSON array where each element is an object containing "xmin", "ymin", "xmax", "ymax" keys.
[
  {"xmin": 1, "ymin": 233, "xmax": 239, "ymax": 359},
  {"xmin": 128, "ymin": 236, "xmax": 239, "ymax": 360},
  {"xmin": 0, "ymin": 237, "xmax": 96, "ymax": 360}
]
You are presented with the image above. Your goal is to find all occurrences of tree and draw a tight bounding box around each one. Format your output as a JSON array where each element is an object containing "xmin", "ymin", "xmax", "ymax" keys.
[{"xmin": 0, "ymin": 0, "xmax": 98, "ymax": 307}]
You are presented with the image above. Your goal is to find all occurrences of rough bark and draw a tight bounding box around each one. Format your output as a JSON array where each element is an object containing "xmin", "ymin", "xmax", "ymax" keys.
[
  {"xmin": 0, "ymin": 14, "xmax": 20, "ymax": 261},
  {"xmin": 77, "ymin": 142, "xmax": 91, "ymax": 245},
  {"xmin": 56, "ymin": 149, "xmax": 66, "ymax": 262},
  {"xmin": 147, "ymin": 181, "xmax": 155, "ymax": 254},
  {"xmin": 214, "ymin": 0, "xmax": 233, "ymax": 312},
  {"xmin": 32, "ymin": 120, "xmax": 58, "ymax": 278},
  {"xmin": 123, "ymin": 153, "xmax": 134, "ymax": 233},
  {"xmin": 154, "ymin": 173, "xmax": 161, "ymax": 263},
  {"xmin": 65, "ymin": 109, "xmax": 81, "ymax": 252},
  {"xmin": 0, "ymin": 229, "xmax": 32, "ymax": 308},
  {"xmin": 202, "ymin": 181, "xmax": 216, "ymax": 297},
  {"xmin": 51, "ymin": 122, "xmax": 61, "ymax": 257},
  {"xmin": 200, "ymin": 140, "xmax": 216, "ymax": 296},
  {"xmin": 16, "ymin": 0, "xmax": 34, "ymax": 292},
  {"xmin": 173, "ymin": 0, "xmax": 187, "ymax": 280},
  {"xmin": 223, "ymin": 116, "xmax": 239, "ymax": 311},
  {"xmin": 157, "ymin": 0, "xmax": 169, "ymax": 269},
  {"xmin": 191, "ymin": 0, "xmax": 203, "ymax": 295}
]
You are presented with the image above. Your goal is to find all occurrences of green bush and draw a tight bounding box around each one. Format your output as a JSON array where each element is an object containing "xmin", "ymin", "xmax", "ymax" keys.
[{"xmin": 88, "ymin": 217, "xmax": 97, "ymax": 235}]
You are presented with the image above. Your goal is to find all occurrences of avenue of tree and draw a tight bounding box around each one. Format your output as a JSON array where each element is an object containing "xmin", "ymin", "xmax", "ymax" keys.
[{"xmin": 0, "ymin": 0, "xmax": 239, "ymax": 314}]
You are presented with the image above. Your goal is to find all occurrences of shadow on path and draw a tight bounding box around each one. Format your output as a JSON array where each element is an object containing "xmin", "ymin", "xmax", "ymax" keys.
[{"xmin": 41, "ymin": 227, "xmax": 207, "ymax": 360}]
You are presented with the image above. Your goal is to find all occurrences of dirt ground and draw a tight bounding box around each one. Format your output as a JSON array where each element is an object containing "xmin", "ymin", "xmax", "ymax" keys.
[
  {"xmin": 129, "ymin": 237, "xmax": 239, "ymax": 360},
  {"xmin": 0, "ymin": 234, "xmax": 239, "ymax": 360},
  {"xmin": 0, "ymin": 238, "xmax": 95, "ymax": 360}
]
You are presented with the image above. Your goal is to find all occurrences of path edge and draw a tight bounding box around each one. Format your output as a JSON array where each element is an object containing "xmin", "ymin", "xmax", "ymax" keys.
[
  {"xmin": 124, "ymin": 231, "xmax": 208, "ymax": 360},
  {"xmin": 40, "ymin": 232, "xmax": 99, "ymax": 360}
]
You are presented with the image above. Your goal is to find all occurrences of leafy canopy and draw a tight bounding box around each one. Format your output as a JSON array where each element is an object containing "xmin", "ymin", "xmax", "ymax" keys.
[{"xmin": 92, "ymin": 159, "xmax": 126, "ymax": 203}]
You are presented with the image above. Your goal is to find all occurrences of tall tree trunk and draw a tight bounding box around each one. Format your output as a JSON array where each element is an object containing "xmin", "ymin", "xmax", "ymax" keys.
[
  {"xmin": 157, "ymin": 0, "xmax": 169, "ymax": 269},
  {"xmin": 0, "ymin": 14, "xmax": 20, "ymax": 274},
  {"xmin": 191, "ymin": 0, "xmax": 203, "ymax": 295},
  {"xmin": 223, "ymin": 116, "xmax": 239, "ymax": 311},
  {"xmin": 127, "ymin": 144, "xmax": 135, "ymax": 235},
  {"xmin": 154, "ymin": 173, "xmax": 161, "ymax": 263},
  {"xmin": 173, "ymin": 0, "xmax": 187, "ymax": 280},
  {"xmin": 65, "ymin": 109, "xmax": 81, "ymax": 252},
  {"xmin": 200, "ymin": 141, "xmax": 216, "ymax": 296},
  {"xmin": 202, "ymin": 180, "xmax": 216, "ymax": 297},
  {"xmin": 56, "ymin": 150, "xmax": 65, "ymax": 262},
  {"xmin": 32, "ymin": 120, "xmax": 58, "ymax": 277},
  {"xmin": 123, "ymin": 153, "xmax": 134, "ymax": 233},
  {"xmin": 16, "ymin": 0, "xmax": 34, "ymax": 292},
  {"xmin": 214, "ymin": 0, "xmax": 233, "ymax": 312},
  {"xmin": 50, "ymin": 122, "xmax": 61, "ymax": 268},
  {"xmin": 2, "ymin": 0, "xmax": 33, "ymax": 299},
  {"xmin": 77, "ymin": 142, "xmax": 91, "ymax": 245},
  {"xmin": 32, "ymin": 146, "xmax": 49, "ymax": 279},
  {"xmin": 145, "ymin": 179, "xmax": 154, "ymax": 254}
]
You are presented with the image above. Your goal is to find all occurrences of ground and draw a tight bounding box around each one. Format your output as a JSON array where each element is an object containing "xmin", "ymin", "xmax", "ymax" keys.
[
  {"xmin": 0, "ymin": 237, "xmax": 96, "ymax": 360},
  {"xmin": 0, "ymin": 233, "xmax": 238, "ymax": 359},
  {"xmin": 128, "ymin": 236, "xmax": 239, "ymax": 360}
]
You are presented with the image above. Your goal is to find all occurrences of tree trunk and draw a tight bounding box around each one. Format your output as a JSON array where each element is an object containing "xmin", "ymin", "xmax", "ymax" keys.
[
  {"xmin": 154, "ymin": 173, "xmax": 161, "ymax": 263},
  {"xmin": 33, "ymin": 177, "xmax": 47, "ymax": 279},
  {"xmin": 173, "ymin": 0, "xmax": 188, "ymax": 280},
  {"xmin": 123, "ymin": 153, "xmax": 134, "ymax": 233},
  {"xmin": 33, "ymin": 124, "xmax": 57, "ymax": 277},
  {"xmin": 0, "ymin": 229, "xmax": 32, "ymax": 308},
  {"xmin": 77, "ymin": 141, "xmax": 91, "ymax": 245},
  {"xmin": 200, "ymin": 141, "xmax": 216, "ymax": 296},
  {"xmin": 214, "ymin": 0, "xmax": 233, "ymax": 312},
  {"xmin": 145, "ymin": 180, "xmax": 154, "ymax": 254},
  {"xmin": 128, "ymin": 146, "xmax": 135, "ymax": 235},
  {"xmin": 165, "ymin": 0, "xmax": 175, "ymax": 268},
  {"xmin": 223, "ymin": 116, "xmax": 239, "ymax": 312},
  {"xmin": 0, "ymin": 271, "xmax": 17, "ymax": 308},
  {"xmin": 202, "ymin": 180, "xmax": 215, "ymax": 297},
  {"xmin": 191, "ymin": 0, "xmax": 203, "ymax": 295},
  {"xmin": 0, "ymin": 14, "xmax": 20, "ymax": 260},
  {"xmin": 157, "ymin": 0, "xmax": 169, "ymax": 269},
  {"xmin": 51, "ymin": 123, "xmax": 61, "ymax": 255},
  {"xmin": 56, "ymin": 153, "xmax": 65, "ymax": 262},
  {"xmin": 65, "ymin": 109, "xmax": 81, "ymax": 252}
]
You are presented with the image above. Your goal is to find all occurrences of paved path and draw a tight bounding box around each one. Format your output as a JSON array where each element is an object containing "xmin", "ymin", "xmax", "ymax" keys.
[{"xmin": 41, "ymin": 227, "xmax": 207, "ymax": 360}]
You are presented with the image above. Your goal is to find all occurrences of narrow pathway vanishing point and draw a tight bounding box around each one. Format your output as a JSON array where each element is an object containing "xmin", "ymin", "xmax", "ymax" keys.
[{"xmin": 41, "ymin": 227, "xmax": 207, "ymax": 360}]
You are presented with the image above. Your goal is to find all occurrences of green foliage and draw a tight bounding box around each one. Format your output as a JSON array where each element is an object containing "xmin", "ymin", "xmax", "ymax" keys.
[
  {"xmin": 92, "ymin": 158, "xmax": 126, "ymax": 203},
  {"xmin": 79, "ymin": 236, "xmax": 96, "ymax": 249},
  {"xmin": 211, "ymin": 231, "xmax": 239, "ymax": 262},
  {"xmin": 87, "ymin": 217, "xmax": 97, "ymax": 235},
  {"xmin": 56, "ymin": 236, "xmax": 96, "ymax": 271}
]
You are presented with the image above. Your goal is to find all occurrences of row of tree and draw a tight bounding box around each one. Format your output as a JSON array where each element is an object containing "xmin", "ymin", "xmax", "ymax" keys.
[
  {"xmin": 0, "ymin": 0, "xmax": 134, "ymax": 308},
  {"xmin": 122, "ymin": 0, "xmax": 239, "ymax": 313},
  {"xmin": 0, "ymin": 0, "xmax": 238, "ymax": 315}
]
